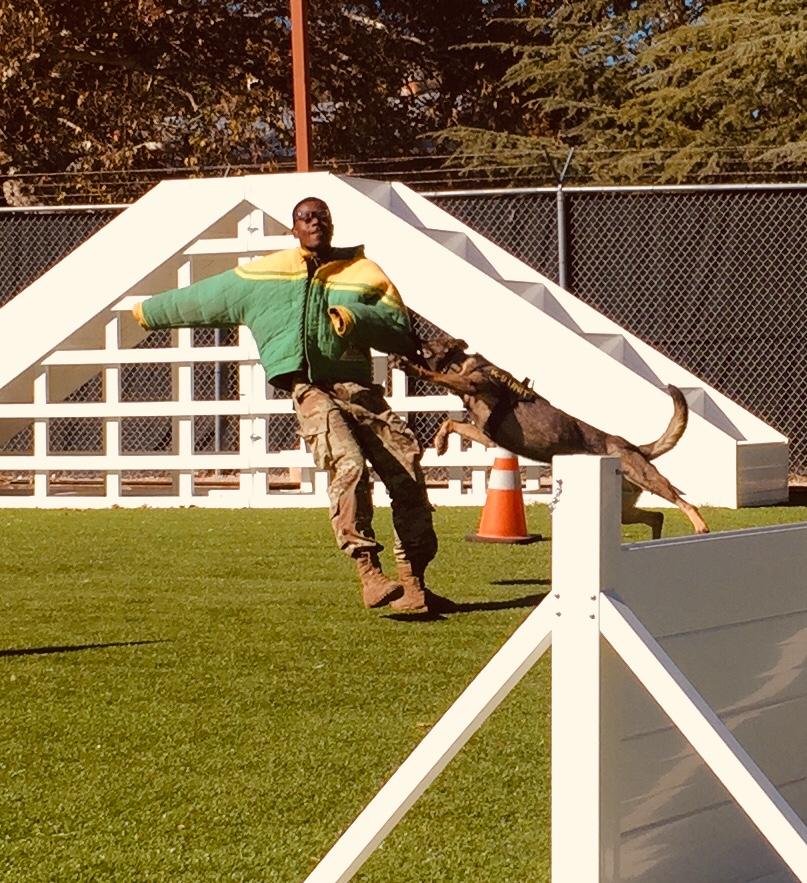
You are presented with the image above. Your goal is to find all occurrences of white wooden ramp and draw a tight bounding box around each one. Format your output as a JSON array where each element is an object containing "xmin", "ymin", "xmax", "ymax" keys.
[{"xmin": 305, "ymin": 456, "xmax": 807, "ymax": 882}]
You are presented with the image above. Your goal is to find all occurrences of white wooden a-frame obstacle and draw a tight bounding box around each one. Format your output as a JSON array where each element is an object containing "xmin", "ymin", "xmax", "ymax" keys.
[
  {"xmin": 0, "ymin": 173, "xmax": 788, "ymax": 508},
  {"xmin": 307, "ymin": 456, "xmax": 807, "ymax": 883}
]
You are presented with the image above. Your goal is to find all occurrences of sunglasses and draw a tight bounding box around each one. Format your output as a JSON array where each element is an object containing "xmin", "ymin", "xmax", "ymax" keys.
[{"xmin": 294, "ymin": 209, "xmax": 331, "ymax": 223}]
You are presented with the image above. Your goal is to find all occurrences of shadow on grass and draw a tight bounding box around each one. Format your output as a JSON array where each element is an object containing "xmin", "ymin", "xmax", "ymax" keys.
[
  {"xmin": 490, "ymin": 578, "xmax": 550, "ymax": 587},
  {"xmin": 0, "ymin": 639, "xmax": 169, "ymax": 657},
  {"xmin": 788, "ymin": 486, "xmax": 807, "ymax": 506},
  {"xmin": 384, "ymin": 591, "xmax": 549, "ymax": 623}
]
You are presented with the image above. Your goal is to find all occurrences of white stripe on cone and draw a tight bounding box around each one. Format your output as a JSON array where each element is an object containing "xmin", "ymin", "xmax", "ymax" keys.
[
  {"xmin": 488, "ymin": 448, "xmax": 520, "ymax": 490},
  {"xmin": 488, "ymin": 469, "xmax": 521, "ymax": 491}
]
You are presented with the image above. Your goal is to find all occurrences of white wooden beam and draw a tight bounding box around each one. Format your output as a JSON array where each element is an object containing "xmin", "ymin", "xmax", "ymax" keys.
[
  {"xmin": 182, "ymin": 234, "xmax": 296, "ymax": 256},
  {"xmin": 42, "ymin": 346, "xmax": 251, "ymax": 365},
  {"xmin": 305, "ymin": 599, "xmax": 553, "ymax": 882},
  {"xmin": 550, "ymin": 455, "xmax": 622, "ymax": 883},
  {"xmin": 0, "ymin": 401, "xmax": 285, "ymax": 418}
]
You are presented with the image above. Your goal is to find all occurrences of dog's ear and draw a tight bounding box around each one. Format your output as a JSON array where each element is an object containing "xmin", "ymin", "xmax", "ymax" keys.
[{"xmin": 454, "ymin": 339, "xmax": 469, "ymax": 352}]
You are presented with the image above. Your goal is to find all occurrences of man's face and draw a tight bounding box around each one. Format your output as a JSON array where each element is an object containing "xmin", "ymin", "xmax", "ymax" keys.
[{"xmin": 292, "ymin": 199, "xmax": 333, "ymax": 254}]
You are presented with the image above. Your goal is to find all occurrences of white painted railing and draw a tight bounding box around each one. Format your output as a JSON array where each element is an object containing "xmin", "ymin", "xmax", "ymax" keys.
[
  {"xmin": 305, "ymin": 455, "xmax": 807, "ymax": 882},
  {"xmin": 0, "ymin": 306, "xmax": 548, "ymax": 508}
]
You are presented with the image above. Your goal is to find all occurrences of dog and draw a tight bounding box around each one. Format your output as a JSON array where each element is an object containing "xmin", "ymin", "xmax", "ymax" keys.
[{"xmin": 391, "ymin": 334, "xmax": 709, "ymax": 538}]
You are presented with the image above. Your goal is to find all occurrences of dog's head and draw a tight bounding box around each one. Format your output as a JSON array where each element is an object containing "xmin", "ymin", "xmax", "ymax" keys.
[{"xmin": 419, "ymin": 334, "xmax": 469, "ymax": 373}]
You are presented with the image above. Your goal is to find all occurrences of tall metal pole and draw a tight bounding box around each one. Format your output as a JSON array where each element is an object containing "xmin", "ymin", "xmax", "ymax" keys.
[
  {"xmin": 290, "ymin": 0, "xmax": 313, "ymax": 172},
  {"xmin": 556, "ymin": 182, "xmax": 568, "ymax": 290},
  {"xmin": 556, "ymin": 148, "xmax": 575, "ymax": 290}
]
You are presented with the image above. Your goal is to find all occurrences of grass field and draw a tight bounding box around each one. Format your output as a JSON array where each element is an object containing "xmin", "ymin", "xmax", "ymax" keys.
[{"xmin": 3, "ymin": 501, "xmax": 807, "ymax": 882}]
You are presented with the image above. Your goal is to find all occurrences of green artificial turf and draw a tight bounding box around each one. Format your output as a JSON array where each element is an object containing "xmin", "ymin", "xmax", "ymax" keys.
[{"xmin": 2, "ymin": 502, "xmax": 807, "ymax": 882}]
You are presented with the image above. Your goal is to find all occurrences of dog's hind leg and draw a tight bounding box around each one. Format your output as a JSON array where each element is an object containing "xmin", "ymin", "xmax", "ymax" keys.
[
  {"xmin": 621, "ymin": 481, "xmax": 664, "ymax": 539},
  {"xmin": 618, "ymin": 450, "xmax": 710, "ymax": 534},
  {"xmin": 434, "ymin": 419, "xmax": 495, "ymax": 456}
]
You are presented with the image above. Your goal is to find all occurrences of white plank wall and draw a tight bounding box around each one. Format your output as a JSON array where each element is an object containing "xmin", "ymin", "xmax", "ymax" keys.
[{"xmin": 603, "ymin": 522, "xmax": 807, "ymax": 882}]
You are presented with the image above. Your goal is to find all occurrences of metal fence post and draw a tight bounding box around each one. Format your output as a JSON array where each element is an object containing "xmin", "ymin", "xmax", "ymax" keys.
[{"xmin": 556, "ymin": 148, "xmax": 575, "ymax": 290}]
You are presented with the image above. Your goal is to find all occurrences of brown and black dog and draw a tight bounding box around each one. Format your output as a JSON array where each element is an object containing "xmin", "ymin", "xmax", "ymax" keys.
[{"xmin": 392, "ymin": 334, "xmax": 709, "ymax": 537}]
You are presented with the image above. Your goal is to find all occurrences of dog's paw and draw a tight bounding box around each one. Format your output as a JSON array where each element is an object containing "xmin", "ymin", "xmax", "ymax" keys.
[{"xmin": 434, "ymin": 429, "xmax": 449, "ymax": 456}]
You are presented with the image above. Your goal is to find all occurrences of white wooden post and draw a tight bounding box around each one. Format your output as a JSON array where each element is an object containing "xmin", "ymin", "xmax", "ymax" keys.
[
  {"xmin": 249, "ymin": 371, "xmax": 268, "ymax": 501},
  {"xmin": 390, "ymin": 365, "xmax": 407, "ymax": 398},
  {"xmin": 175, "ymin": 327, "xmax": 194, "ymax": 500},
  {"xmin": 237, "ymin": 207, "xmax": 264, "ymax": 248},
  {"xmin": 170, "ymin": 260, "xmax": 193, "ymax": 497},
  {"xmin": 312, "ymin": 464, "xmax": 328, "ymax": 499},
  {"xmin": 238, "ymin": 327, "xmax": 265, "ymax": 502},
  {"xmin": 550, "ymin": 455, "xmax": 621, "ymax": 883},
  {"xmin": 32, "ymin": 369, "xmax": 48, "ymax": 499},
  {"xmin": 471, "ymin": 464, "xmax": 486, "ymax": 497},
  {"xmin": 104, "ymin": 316, "xmax": 121, "ymax": 499},
  {"xmin": 445, "ymin": 416, "xmax": 463, "ymax": 496}
]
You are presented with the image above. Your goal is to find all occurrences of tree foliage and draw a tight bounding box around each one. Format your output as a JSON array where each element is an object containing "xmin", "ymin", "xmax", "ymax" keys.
[
  {"xmin": 0, "ymin": 1, "xmax": 291, "ymax": 201},
  {"xmin": 439, "ymin": 0, "xmax": 807, "ymax": 185},
  {"xmin": 0, "ymin": 1, "xmax": 523, "ymax": 203},
  {"xmin": 5, "ymin": 0, "xmax": 801, "ymax": 199}
]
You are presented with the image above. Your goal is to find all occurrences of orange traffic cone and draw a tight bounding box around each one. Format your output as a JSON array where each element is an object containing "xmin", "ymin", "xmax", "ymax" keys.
[{"xmin": 466, "ymin": 447, "xmax": 542, "ymax": 544}]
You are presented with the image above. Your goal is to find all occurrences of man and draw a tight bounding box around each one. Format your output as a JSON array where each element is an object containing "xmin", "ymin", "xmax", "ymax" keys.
[{"xmin": 133, "ymin": 196, "xmax": 442, "ymax": 614}]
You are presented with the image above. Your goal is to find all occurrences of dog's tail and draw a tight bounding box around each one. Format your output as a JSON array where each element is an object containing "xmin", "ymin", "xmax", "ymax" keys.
[{"xmin": 638, "ymin": 385, "xmax": 688, "ymax": 460}]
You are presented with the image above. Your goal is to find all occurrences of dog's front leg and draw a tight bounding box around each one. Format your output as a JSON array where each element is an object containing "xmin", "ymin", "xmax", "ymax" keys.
[
  {"xmin": 388, "ymin": 353, "xmax": 424, "ymax": 377},
  {"xmin": 434, "ymin": 419, "xmax": 495, "ymax": 456}
]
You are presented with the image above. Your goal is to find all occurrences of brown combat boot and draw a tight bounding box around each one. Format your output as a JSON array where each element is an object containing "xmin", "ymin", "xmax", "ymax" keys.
[
  {"xmin": 389, "ymin": 559, "xmax": 429, "ymax": 614},
  {"xmin": 355, "ymin": 551, "xmax": 403, "ymax": 609}
]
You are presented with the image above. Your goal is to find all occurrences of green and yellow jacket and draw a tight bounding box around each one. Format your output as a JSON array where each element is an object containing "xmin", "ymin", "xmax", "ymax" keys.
[{"xmin": 134, "ymin": 245, "xmax": 417, "ymax": 387}]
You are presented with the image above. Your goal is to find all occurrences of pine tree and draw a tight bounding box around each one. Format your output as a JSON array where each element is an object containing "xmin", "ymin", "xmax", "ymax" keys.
[
  {"xmin": 439, "ymin": 0, "xmax": 807, "ymax": 185},
  {"xmin": 604, "ymin": 0, "xmax": 807, "ymax": 182}
]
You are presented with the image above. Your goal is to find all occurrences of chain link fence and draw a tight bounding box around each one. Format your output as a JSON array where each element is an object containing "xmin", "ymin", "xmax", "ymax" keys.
[
  {"xmin": 562, "ymin": 190, "xmax": 807, "ymax": 473},
  {"xmin": 3, "ymin": 184, "xmax": 807, "ymax": 475},
  {"xmin": 0, "ymin": 208, "xmax": 121, "ymax": 307},
  {"xmin": 434, "ymin": 186, "xmax": 807, "ymax": 475}
]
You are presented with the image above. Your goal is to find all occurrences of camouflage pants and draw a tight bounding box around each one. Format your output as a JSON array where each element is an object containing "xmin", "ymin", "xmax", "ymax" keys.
[{"xmin": 292, "ymin": 381, "xmax": 437, "ymax": 569}]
